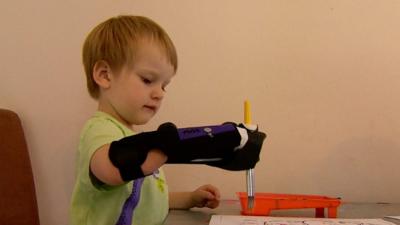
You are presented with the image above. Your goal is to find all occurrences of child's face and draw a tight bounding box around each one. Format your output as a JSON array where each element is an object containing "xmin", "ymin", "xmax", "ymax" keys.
[{"xmin": 101, "ymin": 39, "xmax": 175, "ymax": 126}]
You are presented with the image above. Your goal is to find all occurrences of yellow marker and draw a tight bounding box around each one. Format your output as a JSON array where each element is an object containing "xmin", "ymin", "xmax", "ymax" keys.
[
  {"xmin": 244, "ymin": 100, "xmax": 252, "ymax": 125},
  {"xmin": 244, "ymin": 100, "xmax": 255, "ymax": 210}
]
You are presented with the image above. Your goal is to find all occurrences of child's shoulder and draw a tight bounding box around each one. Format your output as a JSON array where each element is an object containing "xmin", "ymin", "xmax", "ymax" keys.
[
  {"xmin": 84, "ymin": 111, "xmax": 119, "ymax": 129},
  {"xmin": 80, "ymin": 111, "xmax": 131, "ymax": 140}
]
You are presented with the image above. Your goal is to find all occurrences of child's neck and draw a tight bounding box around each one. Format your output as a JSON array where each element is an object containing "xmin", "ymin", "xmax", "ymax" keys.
[{"xmin": 97, "ymin": 105, "xmax": 134, "ymax": 131}]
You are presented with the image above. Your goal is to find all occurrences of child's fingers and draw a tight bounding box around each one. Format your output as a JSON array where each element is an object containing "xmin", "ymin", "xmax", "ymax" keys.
[
  {"xmin": 205, "ymin": 199, "xmax": 220, "ymax": 209},
  {"xmin": 197, "ymin": 184, "xmax": 221, "ymax": 208},
  {"xmin": 198, "ymin": 184, "xmax": 221, "ymax": 200},
  {"xmin": 197, "ymin": 190, "xmax": 220, "ymax": 208},
  {"xmin": 192, "ymin": 184, "xmax": 221, "ymax": 208}
]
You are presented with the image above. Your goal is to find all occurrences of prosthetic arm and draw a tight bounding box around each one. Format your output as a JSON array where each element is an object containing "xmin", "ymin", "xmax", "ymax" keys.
[{"xmin": 109, "ymin": 122, "xmax": 266, "ymax": 181}]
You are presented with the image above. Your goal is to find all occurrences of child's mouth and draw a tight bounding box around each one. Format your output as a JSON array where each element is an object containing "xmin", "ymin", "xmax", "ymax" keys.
[{"xmin": 144, "ymin": 105, "xmax": 156, "ymax": 112}]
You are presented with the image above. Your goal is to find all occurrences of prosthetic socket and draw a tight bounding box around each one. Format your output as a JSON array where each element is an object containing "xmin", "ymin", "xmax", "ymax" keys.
[{"xmin": 109, "ymin": 122, "xmax": 266, "ymax": 181}]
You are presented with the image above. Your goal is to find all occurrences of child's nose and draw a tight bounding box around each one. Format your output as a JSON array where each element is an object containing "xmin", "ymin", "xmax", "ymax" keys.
[{"xmin": 151, "ymin": 86, "xmax": 164, "ymax": 100}]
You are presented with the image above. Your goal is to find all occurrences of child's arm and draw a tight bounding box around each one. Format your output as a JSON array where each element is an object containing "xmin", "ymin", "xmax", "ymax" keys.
[
  {"xmin": 169, "ymin": 184, "xmax": 220, "ymax": 209},
  {"xmin": 90, "ymin": 144, "xmax": 167, "ymax": 186}
]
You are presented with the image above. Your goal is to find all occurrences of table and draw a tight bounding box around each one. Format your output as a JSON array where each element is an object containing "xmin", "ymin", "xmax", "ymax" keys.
[{"xmin": 164, "ymin": 200, "xmax": 400, "ymax": 225}]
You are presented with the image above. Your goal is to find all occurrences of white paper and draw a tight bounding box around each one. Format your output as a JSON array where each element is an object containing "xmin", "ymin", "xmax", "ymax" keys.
[{"xmin": 209, "ymin": 215, "xmax": 397, "ymax": 225}]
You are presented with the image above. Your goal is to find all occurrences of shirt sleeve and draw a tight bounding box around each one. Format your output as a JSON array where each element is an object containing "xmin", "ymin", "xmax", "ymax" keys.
[{"xmin": 77, "ymin": 118, "xmax": 125, "ymax": 191}]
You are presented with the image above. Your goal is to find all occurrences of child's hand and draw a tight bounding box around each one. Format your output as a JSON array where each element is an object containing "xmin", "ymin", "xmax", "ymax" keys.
[{"xmin": 191, "ymin": 184, "xmax": 221, "ymax": 209}]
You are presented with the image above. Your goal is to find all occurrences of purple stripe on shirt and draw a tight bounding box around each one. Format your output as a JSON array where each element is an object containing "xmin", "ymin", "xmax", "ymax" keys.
[{"xmin": 115, "ymin": 178, "xmax": 144, "ymax": 225}]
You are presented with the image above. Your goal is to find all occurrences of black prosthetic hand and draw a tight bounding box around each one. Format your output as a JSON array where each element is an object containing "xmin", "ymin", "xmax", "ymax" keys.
[
  {"xmin": 158, "ymin": 122, "xmax": 266, "ymax": 170},
  {"xmin": 157, "ymin": 122, "xmax": 242, "ymax": 163},
  {"xmin": 108, "ymin": 122, "xmax": 241, "ymax": 181},
  {"xmin": 205, "ymin": 124, "xmax": 266, "ymax": 170},
  {"xmin": 108, "ymin": 122, "xmax": 266, "ymax": 182}
]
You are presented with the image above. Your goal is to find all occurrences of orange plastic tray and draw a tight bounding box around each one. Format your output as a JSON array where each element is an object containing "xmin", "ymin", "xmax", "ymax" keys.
[{"xmin": 237, "ymin": 192, "xmax": 341, "ymax": 218}]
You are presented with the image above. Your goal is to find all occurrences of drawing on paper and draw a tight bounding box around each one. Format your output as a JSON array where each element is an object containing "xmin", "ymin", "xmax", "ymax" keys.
[
  {"xmin": 209, "ymin": 215, "xmax": 397, "ymax": 225},
  {"xmin": 263, "ymin": 219, "xmax": 392, "ymax": 225}
]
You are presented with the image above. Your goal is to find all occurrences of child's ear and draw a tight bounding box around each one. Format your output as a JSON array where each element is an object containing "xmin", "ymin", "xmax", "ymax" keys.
[{"xmin": 93, "ymin": 60, "xmax": 112, "ymax": 88}]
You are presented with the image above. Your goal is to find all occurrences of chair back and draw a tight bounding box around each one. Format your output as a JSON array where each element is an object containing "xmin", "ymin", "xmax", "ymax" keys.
[{"xmin": 0, "ymin": 109, "xmax": 40, "ymax": 225}]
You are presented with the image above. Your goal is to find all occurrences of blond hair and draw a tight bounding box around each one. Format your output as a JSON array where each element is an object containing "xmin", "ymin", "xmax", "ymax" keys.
[{"xmin": 82, "ymin": 15, "xmax": 178, "ymax": 99}]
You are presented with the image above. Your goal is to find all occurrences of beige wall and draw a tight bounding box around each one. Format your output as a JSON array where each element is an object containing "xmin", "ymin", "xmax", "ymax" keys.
[{"xmin": 1, "ymin": 1, "xmax": 400, "ymax": 225}]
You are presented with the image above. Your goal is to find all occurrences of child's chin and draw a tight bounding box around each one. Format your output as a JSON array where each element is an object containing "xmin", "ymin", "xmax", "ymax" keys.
[{"xmin": 135, "ymin": 116, "xmax": 153, "ymax": 125}]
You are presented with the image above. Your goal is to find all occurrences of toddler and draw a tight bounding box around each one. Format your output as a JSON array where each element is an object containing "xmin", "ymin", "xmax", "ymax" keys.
[{"xmin": 70, "ymin": 15, "xmax": 266, "ymax": 225}]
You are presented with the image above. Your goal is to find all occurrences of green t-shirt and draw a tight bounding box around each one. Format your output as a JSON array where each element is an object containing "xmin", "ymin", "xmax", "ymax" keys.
[{"xmin": 70, "ymin": 111, "xmax": 169, "ymax": 225}]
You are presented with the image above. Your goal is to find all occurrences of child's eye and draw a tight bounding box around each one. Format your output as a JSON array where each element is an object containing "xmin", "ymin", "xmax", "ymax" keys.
[{"xmin": 141, "ymin": 77, "xmax": 152, "ymax": 84}]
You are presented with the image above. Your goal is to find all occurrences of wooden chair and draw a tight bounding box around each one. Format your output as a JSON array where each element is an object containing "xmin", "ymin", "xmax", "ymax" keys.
[{"xmin": 0, "ymin": 109, "xmax": 40, "ymax": 225}]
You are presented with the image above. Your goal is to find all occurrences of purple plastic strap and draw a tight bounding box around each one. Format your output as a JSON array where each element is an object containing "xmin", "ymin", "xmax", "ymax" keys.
[
  {"xmin": 115, "ymin": 178, "xmax": 144, "ymax": 225},
  {"xmin": 178, "ymin": 124, "xmax": 236, "ymax": 140}
]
